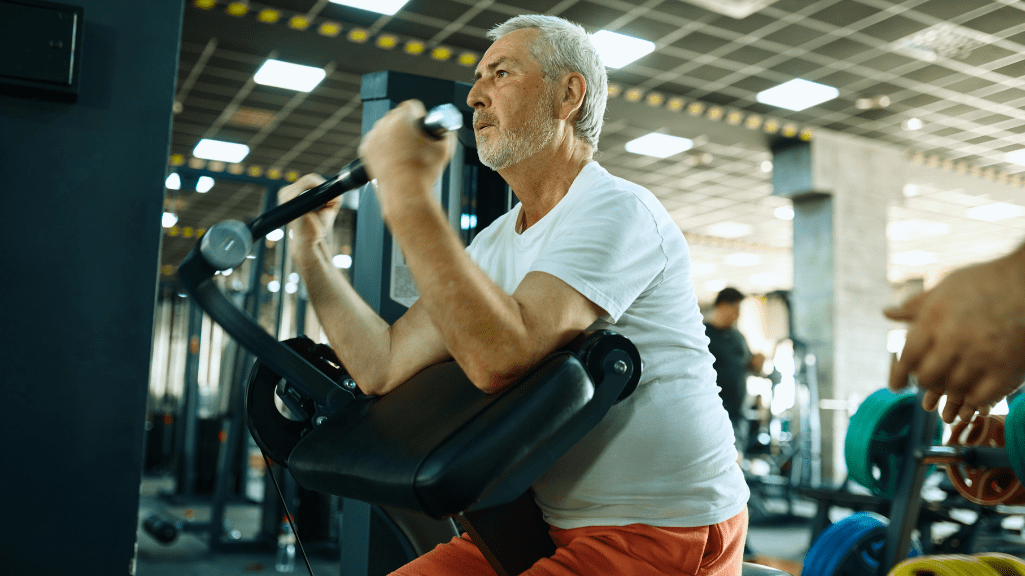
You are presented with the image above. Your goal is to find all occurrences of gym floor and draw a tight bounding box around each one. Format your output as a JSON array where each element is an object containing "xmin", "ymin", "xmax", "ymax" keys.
[{"xmin": 135, "ymin": 475, "xmax": 809, "ymax": 576}]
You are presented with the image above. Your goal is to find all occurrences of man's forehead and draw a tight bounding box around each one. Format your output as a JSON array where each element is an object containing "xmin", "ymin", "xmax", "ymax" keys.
[{"xmin": 475, "ymin": 30, "xmax": 539, "ymax": 74}]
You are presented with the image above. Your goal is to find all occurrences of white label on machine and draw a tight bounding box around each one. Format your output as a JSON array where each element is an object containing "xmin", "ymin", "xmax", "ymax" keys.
[{"xmin": 388, "ymin": 177, "xmax": 444, "ymax": 308}]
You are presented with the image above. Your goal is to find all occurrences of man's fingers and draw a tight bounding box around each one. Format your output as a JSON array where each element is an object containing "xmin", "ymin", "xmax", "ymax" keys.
[
  {"xmin": 964, "ymin": 373, "xmax": 1013, "ymax": 414},
  {"xmin": 941, "ymin": 393, "xmax": 964, "ymax": 424},
  {"xmin": 957, "ymin": 404, "xmax": 979, "ymax": 423},
  {"xmin": 890, "ymin": 326, "xmax": 930, "ymax": 390},
  {"xmin": 921, "ymin": 389, "xmax": 943, "ymax": 412},
  {"xmin": 888, "ymin": 354, "xmax": 909, "ymax": 391},
  {"xmin": 914, "ymin": 343, "xmax": 958, "ymax": 390},
  {"xmin": 884, "ymin": 291, "xmax": 926, "ymax": 321}
]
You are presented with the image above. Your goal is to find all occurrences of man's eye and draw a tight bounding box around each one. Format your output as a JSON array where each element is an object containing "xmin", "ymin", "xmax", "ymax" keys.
[{"xmin": 497, "ymin": 70, "xmax": 508, "ymax": 78}]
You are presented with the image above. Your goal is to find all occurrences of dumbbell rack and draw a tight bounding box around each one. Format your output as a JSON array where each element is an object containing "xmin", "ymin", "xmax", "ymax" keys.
[{"xmin": 878, "ymin": 389, "xmax": 1016, "ymax": 575}]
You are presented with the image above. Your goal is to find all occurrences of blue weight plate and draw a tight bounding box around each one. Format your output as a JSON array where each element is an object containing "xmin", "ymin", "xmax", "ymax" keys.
[{"xmin": 801, "ymin": 512, "xmax": 923, "ymax": 576}]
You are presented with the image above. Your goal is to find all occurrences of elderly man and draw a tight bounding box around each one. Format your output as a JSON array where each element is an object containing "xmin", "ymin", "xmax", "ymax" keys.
[{"xmin": 281, "ymin": 14, "xmax": 749, "ymax": 575}]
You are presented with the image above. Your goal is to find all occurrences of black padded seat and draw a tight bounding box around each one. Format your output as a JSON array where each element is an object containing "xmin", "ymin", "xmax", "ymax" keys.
[{"xmin": 287, "ymin": 330, "xmax": 640, "ymax": 519}]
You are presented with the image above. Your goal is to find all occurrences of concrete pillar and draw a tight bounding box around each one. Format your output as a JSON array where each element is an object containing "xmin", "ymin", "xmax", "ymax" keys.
[{"xmin": 773, "ymin": 131, "xmax": 906, "ymax": 483}]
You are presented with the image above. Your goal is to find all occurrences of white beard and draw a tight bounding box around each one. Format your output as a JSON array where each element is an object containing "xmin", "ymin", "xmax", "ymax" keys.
[{"xmin": 475, "ymin": 95, "xmax": 557, "ymax": 171}]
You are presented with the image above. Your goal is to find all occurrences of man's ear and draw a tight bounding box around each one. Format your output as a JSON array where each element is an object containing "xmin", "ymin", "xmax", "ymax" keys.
[{"xmin": 558, "ymin": 73, "xmax": 586, "ymax": 122}]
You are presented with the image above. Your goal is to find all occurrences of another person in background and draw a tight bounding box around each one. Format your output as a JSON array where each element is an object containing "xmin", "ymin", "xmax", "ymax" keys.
[
  {"xmin": 886, "ymin": 241, "xmax": 1025, "ymax": 423},
  {"xmin": 705, "ymin": 287, "xmax": 765, "ymax": 455}
]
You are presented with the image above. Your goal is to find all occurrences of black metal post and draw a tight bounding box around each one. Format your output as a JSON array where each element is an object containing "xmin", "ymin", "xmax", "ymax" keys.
[
  {"xmin": 181, "ymin": 299, "xmax": 204, "ymax": 498},
  {"xmin": 210, "ymin": 184, "xmax": 278, "ymax": 551},
  {"xmin": 879, "ymin": 388, "xmax": 939, "ymax": 574}
]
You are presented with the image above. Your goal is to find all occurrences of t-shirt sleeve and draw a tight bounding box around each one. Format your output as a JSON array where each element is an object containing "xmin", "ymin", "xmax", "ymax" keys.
[{"xmin": 528, "ymin": 189, "xmax": 668, "ymax": 323}]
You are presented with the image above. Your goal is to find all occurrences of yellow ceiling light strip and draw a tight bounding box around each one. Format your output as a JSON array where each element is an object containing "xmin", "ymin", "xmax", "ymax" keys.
[{"xmin": 909, "ymin": 151, "xmax": 1025, "ymax": 187}]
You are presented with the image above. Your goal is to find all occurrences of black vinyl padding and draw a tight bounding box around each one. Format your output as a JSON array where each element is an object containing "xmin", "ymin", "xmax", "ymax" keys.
[{"xmin": 287, "ymin": 352, "xmax": 599, "ymax": 518}]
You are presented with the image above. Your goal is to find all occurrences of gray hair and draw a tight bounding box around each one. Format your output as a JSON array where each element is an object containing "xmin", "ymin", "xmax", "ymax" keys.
[{"xmin": 487, "ymin": 15, "xmax": 608, "ymax": 150}]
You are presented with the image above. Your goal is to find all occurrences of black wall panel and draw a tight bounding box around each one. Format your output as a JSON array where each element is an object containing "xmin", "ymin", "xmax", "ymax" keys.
[{"xmin": 0, "ymin": 1, "xmax": 184, "ymax": 573}]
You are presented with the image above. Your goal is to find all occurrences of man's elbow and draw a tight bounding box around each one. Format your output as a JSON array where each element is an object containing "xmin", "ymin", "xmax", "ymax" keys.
[{"xmin": 463, "ymin": 356, "xmax": 524, "ymax": 395}]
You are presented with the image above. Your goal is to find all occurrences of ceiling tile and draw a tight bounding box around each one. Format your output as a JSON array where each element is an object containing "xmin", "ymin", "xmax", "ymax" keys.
[
  {"xmin": 960, "ymin": 6, "xmax": 1025, "ymax": 35},
  {"xmin": 760, "ymin": 23, "xmax": 824, "ymax": 47},
  {"xmin": 558, "ymin": 1, "xmax": 627, "ymax": 29},
  {"xmin": 942, "ymin": 75, "xmax": 995, "ymax": 95},
  {"xmin": 721, "ymin": 44, "xmax": 778, "ymax": 66},
  {"xmin": 618, "ymin": 15, "xmax": 691, "ymax": 41},
  {"xmin": 985, "ymin": 87, "xmax": 1025, "ymax": 104},
  {"xmin": 859, "ymin": 14, "xmax": 928, "ymax": 43},
  {"xmin": 910, "ymin": 0, "xmax": 996, "ymax": 21},
  {"xmin": 706, "ymin": 13, "xmax": 778, "ymax": 35},
  {"xmin": 767, "ymin": 57, "xmax": 822, "ymax": 78},
  {"xmin": 381, "ymin": 19, "xmax": 444, "ymax": 38},
  {"xmin": 897, "ymin": 93, "xmax": 944, "ymax": 108},
  {"xmin": 817, "ymin": 37, "xmax": 876, "ymax": 60},
  {"xmin": 403, "ymin": 0, "xmax": 467, "ymax": 22},
  {"xmin": 993, "ymin": 59, "xmax": 1025, "ymax": 79},
  {"xmin": 500, "ymin": 0, "xmax": 565, "ymax": 12},
  {"xmin": 807, "ymin": 1, "xmax": 880, "ymax": 28},
  {"xmin": 858, "ymin": 51, "xmax": 919, "ymax": 71},
  {"xmin": 958, "ymin": 43, "xmax": 1021, "ymax": 68},
  {"xmin": 465, "ymin": 9, "xmax": 513, "ymax": 30},
  {"xmin": 901, "ymin": 64, "xmax": 959, "ymax": 83},
  {"xmin": 688, "ymin": 63, "xmax": 737, "ymax": 82},
  {"xmin": 670, "ymin": 30, "xmax": 732, "ymax": 53},
  {"xmin": 656, "ymin": 1, "xmax": 718, "ymax": 21}
]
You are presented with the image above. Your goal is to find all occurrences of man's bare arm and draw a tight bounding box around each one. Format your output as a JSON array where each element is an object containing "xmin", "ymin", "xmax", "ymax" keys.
[
  {"xmin": 280, "ymin": 175, "xmax": 450, "ymax": 396},
  {"xmin": 886, "ymin": 241, "xmax": 1025, "ymax": 422}
]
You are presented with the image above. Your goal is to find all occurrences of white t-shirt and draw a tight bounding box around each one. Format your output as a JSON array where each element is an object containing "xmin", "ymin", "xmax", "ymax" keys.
[{"xmin": 466, "ymin": 161, "xmax": 750, "ymax": 529}]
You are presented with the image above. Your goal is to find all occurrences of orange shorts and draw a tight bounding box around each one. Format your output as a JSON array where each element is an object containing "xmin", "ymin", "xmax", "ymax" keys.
[{"xmin": 390, "ymin": 507, "xmax": 748, "ymax": 576}]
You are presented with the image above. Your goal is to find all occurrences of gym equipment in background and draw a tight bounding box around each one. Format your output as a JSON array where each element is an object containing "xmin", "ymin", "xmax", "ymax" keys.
[{"xmin": 802, "ymin": 386, "xmax": 1025, "ymax": 575}]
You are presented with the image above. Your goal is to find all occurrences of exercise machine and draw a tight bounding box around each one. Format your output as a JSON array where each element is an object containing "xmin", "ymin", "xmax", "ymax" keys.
[{"xmin": 178, "ymin": 86, "xmax": 792, "ymax": 575}]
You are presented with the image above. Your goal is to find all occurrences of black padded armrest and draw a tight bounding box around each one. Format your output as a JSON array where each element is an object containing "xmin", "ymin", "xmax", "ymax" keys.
[{"xmin": 286, "ymin": 330, "xmax": 638, "ymax": 519}]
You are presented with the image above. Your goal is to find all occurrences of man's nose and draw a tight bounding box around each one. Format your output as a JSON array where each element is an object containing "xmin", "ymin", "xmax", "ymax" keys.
[{"xmin": 467, "ymin": 81, "xmax": 487, "ymax": 109}]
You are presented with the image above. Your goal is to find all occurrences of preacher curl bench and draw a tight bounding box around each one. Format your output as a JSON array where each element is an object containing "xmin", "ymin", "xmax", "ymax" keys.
[{"xmin": 177, "ymin": 104, "xmax": 790, "ymax": 576}]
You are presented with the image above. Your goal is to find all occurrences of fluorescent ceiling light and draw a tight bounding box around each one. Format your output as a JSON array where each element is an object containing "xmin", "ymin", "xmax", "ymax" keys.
[
  {"xmin": 892, "ymin": 250, "xmax": 937, "ymax": 266},
  {"xmin": 625, "ymin": 133, "xmax": 693, "ymax": 158},
  {"xmin": 704, "ymin": 279, "xmax": 727, "ymax": 293},
  {"xmin": 162, "ymin": 212, "xmax": 178, "ymax": 228},
  {"xmin": 1005, "ymin": 149, "xmax": 1025, "ymax": 166},
  {"xmin": 967, "ymin": 202, "xmax": 1025, "ymax": 221},
  {"xmin": 193, "ymin": 139, "xmax": 250, "ymax": 163},
  {"xmin": 591, "ymin": 30, "xmax": 655, "ymax": 69},
  {"xmin": 902, "ymin": 118, "xmax": 923, "ymax": 131},
  {"xmin": 266, "ymin": 228, "xmax": 285, "ymax": 242},
  {"xmin": 254, "ymin": 59, "xmax": 327, "ymax": 92},
  {"xmin": 196, "ymin": 176, "xmax": 215, "ymax": 193},
  {"xmin": 756, "ymin": 78, "xmax": 839, "ymax": 111},
  {"xmin": 750, "ymin": 272, "xmax": 785, "ymax": 287},
  {"xmin": 706, "ymin": 221, "xmax": 753, "ymax": 239},
  {"xmin": 774, "ymin": 206, "xmax": 794, "ymax": 221},
  {"xmin": 724, "ymin": 253, "xmax": 762, "ymax": 267},
  {"xmin": 689, "ymin": 262, "xmax": 718, "ymax": 276},
  {"xmin": 268, "ymin": 280, "xmax": 281, "ymax": 293},
  {"xmin": 333, "ymin": 254, "xmax": 353, "ymax": 269},
  {"xmin": 165, "ymin": 173, "xmax": 181, "ymax": 190},
  {"xmin": 328, "ymin": 0, "xmax": 409, "ymax": 15},
  {"xmin": 886, "ymin": 219, "xmax": 951, "ymax": 241}
]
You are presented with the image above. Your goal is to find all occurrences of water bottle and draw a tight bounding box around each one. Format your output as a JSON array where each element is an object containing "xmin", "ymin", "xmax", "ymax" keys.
[{"xmin": 275, "ymin": 516, "xmax": 296, "ymax": 573}]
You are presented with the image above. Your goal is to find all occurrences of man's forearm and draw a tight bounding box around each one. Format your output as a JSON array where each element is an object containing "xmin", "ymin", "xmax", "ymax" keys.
[
  {"xmin": 292, "ymin": 239, "xmax": 394, "ymax": 393},
  {"xmin": 384, "ymin": 191, "xmax": 535, "ymax": 391}
]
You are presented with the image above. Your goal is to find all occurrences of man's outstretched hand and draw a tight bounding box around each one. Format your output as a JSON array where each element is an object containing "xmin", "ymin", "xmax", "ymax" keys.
[{"xmin": 885, "ymin": 246, "xmax": 1025, "ymax": 423}]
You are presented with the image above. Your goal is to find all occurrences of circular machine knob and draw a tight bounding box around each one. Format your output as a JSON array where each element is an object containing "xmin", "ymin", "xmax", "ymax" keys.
[{"xmin": 200, "ymin": 220, "xmax": 253, "ymax": 271}]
